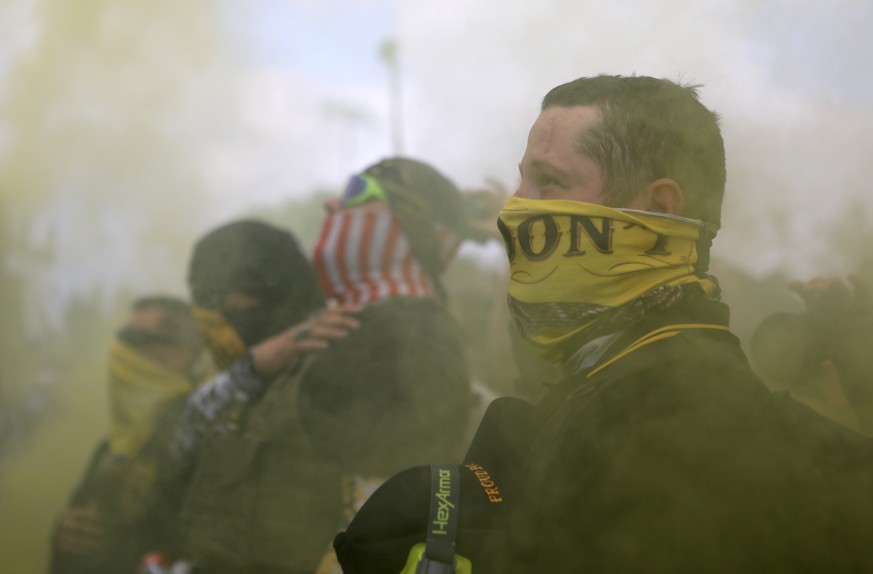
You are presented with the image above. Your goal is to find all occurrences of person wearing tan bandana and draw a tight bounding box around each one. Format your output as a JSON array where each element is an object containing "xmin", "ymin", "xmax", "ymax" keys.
[
  {"xmin": 470, "ymin": 76, "xmax": 873, "ymax": 573},
  {"xmin": 49, "ymin": 297, "xmax": 204, "ymax": 574}
]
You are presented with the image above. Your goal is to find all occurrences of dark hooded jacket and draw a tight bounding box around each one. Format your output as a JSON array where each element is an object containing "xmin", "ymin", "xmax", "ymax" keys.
[
  {"xmin": 152, "ymin": 220, "xmax": 340, "ymax": 574},
  {"xmin": 484, "ymin": 297, "xmax": 873, "ymax": 573}
]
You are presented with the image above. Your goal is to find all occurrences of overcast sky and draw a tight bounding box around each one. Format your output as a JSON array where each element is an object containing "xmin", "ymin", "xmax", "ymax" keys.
[{"xmin": 3, "ymin": 0, "xmax": 873, "ymax": 323}]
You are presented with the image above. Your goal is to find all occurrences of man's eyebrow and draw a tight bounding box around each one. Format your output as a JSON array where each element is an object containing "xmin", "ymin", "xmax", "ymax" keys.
[{"xmin": 529, "ymin": 159, "xmax": 569, "ymax": 180}]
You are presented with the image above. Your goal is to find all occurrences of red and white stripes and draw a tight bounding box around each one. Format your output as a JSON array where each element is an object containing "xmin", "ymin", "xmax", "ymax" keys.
[{"xmin": 312, "ymin": 210, "xmax": 437, "ymax": 306}]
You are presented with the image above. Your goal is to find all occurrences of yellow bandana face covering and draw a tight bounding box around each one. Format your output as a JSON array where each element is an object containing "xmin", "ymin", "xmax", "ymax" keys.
[
  {"xmin": 498, "ymin": 196, "xmax": 718, "ymax": 364},
  {"xmin": 192, "ymin": 306, "xmax": 248, "ymax": 370},
  {"xmin": 107, "ymin": 339, "xmax": 193, "ymax": 459}
]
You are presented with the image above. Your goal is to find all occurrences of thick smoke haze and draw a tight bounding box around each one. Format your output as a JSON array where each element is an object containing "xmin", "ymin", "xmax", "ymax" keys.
[
  {"xmin": 1, "ymin": 1, "xmax": 872, "ymax": 572},
  {"xmin": 3, "ymin": 0, "xmax": 873, "ymax": 313}
]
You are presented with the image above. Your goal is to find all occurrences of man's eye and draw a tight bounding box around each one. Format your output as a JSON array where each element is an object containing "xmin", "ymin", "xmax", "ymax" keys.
[{"xmin": 540, "ymin": 176, "xmax": 560, "ymax": 187}]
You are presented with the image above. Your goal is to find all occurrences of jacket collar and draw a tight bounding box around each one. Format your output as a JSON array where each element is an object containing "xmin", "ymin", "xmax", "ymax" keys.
[{"xmin": 562, "ymin": 298, "xmax": 731, "ymax": 377}]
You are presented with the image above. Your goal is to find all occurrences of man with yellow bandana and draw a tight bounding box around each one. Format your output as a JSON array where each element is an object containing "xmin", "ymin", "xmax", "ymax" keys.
[
  {"xmin": 482, "ymin": 75, "xmax": 873, "ymax": 573},
  {"xmin": 50, "ymin": 296, "xmax": 204, "ymax": 574}
]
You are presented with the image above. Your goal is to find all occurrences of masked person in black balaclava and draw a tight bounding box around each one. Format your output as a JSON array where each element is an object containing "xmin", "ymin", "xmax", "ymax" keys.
[{"xmin": 151, "ymin": 219, "xmax": 360, "ymax": 574}]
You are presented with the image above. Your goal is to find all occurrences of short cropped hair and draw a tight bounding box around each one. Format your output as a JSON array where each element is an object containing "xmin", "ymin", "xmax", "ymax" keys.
[{"xmin": 542, "ymin": 75, "xmax": 726, "ymax": 226}]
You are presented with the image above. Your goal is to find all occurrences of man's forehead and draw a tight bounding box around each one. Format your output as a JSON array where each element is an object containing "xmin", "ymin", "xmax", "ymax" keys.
[{"xmin": 523, "ymin": 106, "xmax": 602, "ymax": 161}]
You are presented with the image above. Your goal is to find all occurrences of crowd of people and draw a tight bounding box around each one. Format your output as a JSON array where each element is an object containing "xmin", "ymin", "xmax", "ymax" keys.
[{"xmin": 49, "ymin": 74, "xmax": 873, "ymax": 574}]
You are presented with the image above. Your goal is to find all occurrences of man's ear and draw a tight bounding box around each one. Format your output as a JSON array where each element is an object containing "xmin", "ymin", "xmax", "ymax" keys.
[{"xmin": 642, "ymin": 178, "xmax": 684, "ymax": 216}]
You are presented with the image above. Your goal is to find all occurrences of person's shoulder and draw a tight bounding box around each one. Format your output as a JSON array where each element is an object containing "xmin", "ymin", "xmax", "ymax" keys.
[{"xmin": 581, "ymin": 321, "xmax": 745, "ymax": 391}]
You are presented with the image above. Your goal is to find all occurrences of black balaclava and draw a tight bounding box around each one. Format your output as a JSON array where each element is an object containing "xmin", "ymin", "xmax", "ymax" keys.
[{"xmin": 188, "ymin": 219, "xmax": 324, "ymax": 346}]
